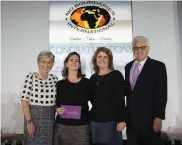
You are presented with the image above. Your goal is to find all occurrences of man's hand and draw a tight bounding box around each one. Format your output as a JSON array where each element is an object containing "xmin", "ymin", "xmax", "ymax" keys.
[
  {"xmin": 153, "ymin": 117, "xmax": 162, "ymax": 132},
  {"xmin": 117, "ymin": 122, "xmax": 126, "ymax": 132}
]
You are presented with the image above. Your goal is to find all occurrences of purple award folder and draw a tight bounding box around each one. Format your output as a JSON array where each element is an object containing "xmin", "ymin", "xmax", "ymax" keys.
[{"xmin": 61, "ymin": 105, "xmax": 81, "ymax": 119}]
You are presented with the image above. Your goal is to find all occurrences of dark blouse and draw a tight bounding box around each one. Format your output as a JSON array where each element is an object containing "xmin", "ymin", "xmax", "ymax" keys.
[
  {"xmin": 90, "ymin": 70, "xmax": 126, "ymax": 123},
  {"xmin": 55, "ymin": 78, "xmax": 91, "ymax": 125}
]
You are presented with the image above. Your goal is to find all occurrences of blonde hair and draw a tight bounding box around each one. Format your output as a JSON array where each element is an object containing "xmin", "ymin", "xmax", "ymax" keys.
[{"xmin": 37, "ymin": 50, "xmax": 55, "ymax": 64}]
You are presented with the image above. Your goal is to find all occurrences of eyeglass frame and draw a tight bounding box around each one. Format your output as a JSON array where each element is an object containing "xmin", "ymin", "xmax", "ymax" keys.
[{"xmin": 132, "ymin": 46, "xmax": 149, "ymax": 51}]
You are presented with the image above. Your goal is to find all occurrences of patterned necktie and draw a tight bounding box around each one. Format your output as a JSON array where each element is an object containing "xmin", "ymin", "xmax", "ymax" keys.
[{"xmin": 131, "ymin": 63, "xmax": 140, "ymax": 90}]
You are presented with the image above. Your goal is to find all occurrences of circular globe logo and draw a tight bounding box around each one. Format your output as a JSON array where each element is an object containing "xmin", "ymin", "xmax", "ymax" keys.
[{"xmin": 70, "ymin": 6, "xmax": 111, "ymax": 29}]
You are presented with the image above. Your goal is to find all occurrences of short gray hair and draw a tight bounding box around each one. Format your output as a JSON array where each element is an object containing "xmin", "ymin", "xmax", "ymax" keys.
[
  {"xmin": 132, "ymin": 36, "xmax": 150, "ymax": 47},
  {"xmin": 37, "ymin": 50, "xmax": 55, "ymax": 64}
]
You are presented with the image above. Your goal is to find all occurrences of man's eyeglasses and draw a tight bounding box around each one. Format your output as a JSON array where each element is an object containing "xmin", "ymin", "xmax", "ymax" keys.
[{"xmin": 133, "ymin": 46, "xmax": 148, "ymax": 51}]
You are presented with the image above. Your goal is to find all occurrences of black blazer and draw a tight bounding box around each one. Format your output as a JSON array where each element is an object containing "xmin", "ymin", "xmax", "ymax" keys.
[{"xmin": 125, "ymin": 57, "xmax": 167, "ymax": 131}]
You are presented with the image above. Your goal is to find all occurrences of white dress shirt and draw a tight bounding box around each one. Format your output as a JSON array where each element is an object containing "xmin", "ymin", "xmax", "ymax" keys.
[{"xmin": 130, "ymin": 57, "xmax": 148, "ymax": 83}]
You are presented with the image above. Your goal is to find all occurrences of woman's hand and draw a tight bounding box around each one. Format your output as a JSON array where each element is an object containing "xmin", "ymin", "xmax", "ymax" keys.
[
  {"xmin": 116, "ymin": 122, "xmax": 126, "ymax": 131},
  {"xmin": 56, "ymin": 107, "xmax": 66, "ymax": 115},
  {"xmin": 27, "ymin": 121, "xmax": 35, "ymax": 136}
]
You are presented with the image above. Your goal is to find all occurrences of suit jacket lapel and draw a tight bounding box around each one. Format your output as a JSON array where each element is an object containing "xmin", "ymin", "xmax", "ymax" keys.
[{"xmin": 126, "ymin": 60, "xmax": 134, "ymax": 91}]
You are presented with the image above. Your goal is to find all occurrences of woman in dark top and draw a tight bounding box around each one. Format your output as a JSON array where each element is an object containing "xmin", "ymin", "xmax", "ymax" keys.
[
  {"xmin": 53, "ymin": 52, "xmax": 91, "ymax": 145},
  {"xmin": 90, "ymin": 47, "xmax": 126, "ymax": 145}
]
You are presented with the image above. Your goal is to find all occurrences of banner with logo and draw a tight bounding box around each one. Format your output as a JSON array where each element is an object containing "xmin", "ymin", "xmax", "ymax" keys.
[{"xmin": 49, "ymin": 1, "xmax": 133, "ymax": 79}]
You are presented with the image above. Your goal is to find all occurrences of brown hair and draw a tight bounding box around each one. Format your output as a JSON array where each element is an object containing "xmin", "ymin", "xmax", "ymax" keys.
[
  {"xmin": 62, "ymin": 52, "xmax": 85, "ymax": 78},
  {"xmin": 92, "ymin": 47, "xmax": 114, "ymax": 73}
]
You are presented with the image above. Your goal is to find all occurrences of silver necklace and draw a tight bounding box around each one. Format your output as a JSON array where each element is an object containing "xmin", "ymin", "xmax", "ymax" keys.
[{"xmin": 97, "ymin": 75, "xmax": 104, "ymax": 85}]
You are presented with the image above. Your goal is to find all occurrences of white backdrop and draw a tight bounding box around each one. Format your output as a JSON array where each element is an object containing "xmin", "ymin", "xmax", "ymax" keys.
[
  {"xmin": 49, "ymin": 1, "xmax": 133, "ymax": 80},
  {"xmin": 132, "ymin": 2, "xmax": 182, "ymax": 140},
  {"xmin": 1, "ymin": 2, "xmax": 182, "ymax": 139}
]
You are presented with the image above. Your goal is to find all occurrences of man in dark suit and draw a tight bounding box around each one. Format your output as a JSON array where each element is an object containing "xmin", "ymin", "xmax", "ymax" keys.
[{"xmin": 125, "ymin": 36, "xmax": 167, "ymax": 145}]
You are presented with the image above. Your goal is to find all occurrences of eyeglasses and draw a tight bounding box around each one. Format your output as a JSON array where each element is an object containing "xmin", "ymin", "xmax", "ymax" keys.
[{"xmin": 133, "ymin": 46, "xmax": 148, "ymax": 51}]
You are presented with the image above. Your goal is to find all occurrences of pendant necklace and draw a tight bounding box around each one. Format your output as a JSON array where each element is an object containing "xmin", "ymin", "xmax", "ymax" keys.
[{"xmin": 97, "ymin": 75, "xmax": 104, "ymax": 85}]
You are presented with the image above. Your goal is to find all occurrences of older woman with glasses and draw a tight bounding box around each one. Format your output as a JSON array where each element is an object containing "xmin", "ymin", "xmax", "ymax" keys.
[{"xmin": 20, "ymin": 51, "xmax": 58, "ymax": 145}]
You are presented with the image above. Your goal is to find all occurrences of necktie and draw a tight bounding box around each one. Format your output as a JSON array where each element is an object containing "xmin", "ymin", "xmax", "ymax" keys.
[{"xmin": 131, "ymin": 63, "xmax": 140, "ymax": 90}]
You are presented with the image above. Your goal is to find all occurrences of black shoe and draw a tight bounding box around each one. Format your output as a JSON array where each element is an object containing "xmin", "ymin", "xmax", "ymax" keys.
[
  {"xmin": 174, "ymin": 139, "xmax": 181, "ymax": 145},
  {"xmin": 165, "ymin": 140, "xmax": 171, "ymax": 145}
]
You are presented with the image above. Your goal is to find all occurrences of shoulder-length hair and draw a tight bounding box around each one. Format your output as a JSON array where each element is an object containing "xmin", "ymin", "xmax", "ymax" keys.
[
  {"xmin": 92, "ymin": 47, "xmax": 114, "ymax": 73},
  {"xmin": 62, "ymin": 52, "xmax": 85, "ymax": 78}
]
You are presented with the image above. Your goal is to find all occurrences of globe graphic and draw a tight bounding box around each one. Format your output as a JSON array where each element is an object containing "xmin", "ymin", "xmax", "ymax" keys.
[{"xmin": 70, "ymin": 6, "xmax": 111, "ymax": 29}]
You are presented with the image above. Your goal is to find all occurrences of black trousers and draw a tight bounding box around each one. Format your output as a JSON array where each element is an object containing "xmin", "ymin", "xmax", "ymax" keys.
[{"xmin": 126, "ymin": 127, "xmax": 164, "ymax": 145}]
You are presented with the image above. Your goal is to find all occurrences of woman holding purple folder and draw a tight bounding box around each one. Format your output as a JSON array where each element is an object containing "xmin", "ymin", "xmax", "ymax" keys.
[{"xmin": 53, "ymin": 52, "xmax": 91, "ymax": 145}]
